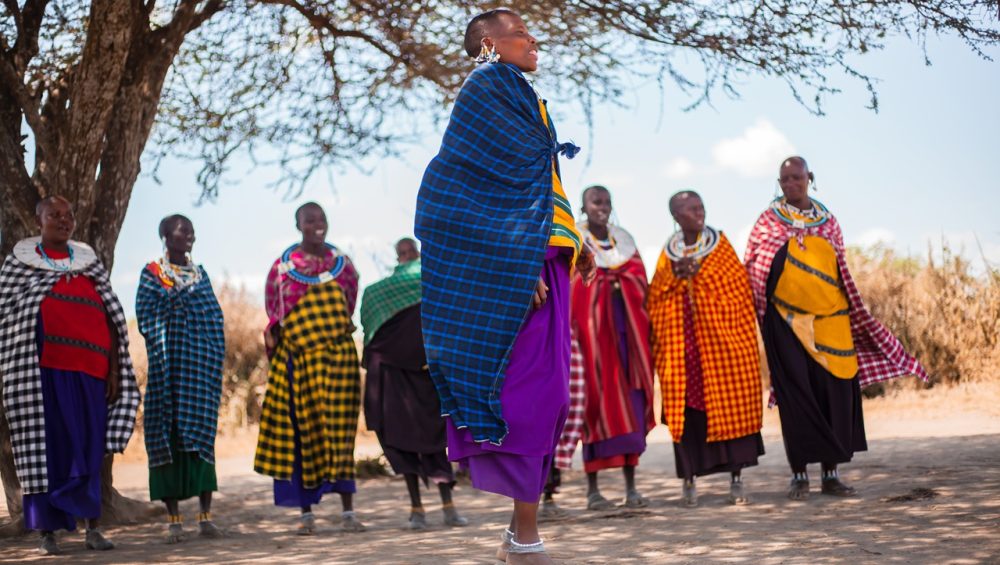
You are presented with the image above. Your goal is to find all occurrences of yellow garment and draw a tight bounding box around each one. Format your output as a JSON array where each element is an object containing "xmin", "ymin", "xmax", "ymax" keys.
[
  {"xmin": 772, "ymin": 236, "xmax": 858, "ymax": 379},
  {"xmin": 538, "ymin": 100, "xmax": 581, "ymax": 261},
  {"xmin": 254, "ymin": 281, "xmax": 361, "ymax": 486}
]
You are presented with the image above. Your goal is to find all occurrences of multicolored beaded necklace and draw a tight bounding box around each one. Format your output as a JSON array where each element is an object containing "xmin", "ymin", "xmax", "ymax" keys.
[
  {"xmin": 664, "ymin": 226, "xmax": 720, "ymax": 262},
  {"xmin": 278, "ymin": 242, "xmax": 345, "ymax": 285},
  {"xmin": 770, "ymin": 196, "xmax": 831, "ymax": 229},
  {"xmin": 35, "ymin": 243, "xmax": 75, "ymax": 272}
]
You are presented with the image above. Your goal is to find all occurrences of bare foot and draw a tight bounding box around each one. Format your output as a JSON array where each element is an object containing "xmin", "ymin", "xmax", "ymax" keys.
[
  {"xmin": 495, "ymin": 530, "xmax": 512, "ymax": 563},
  {"xmin": 788, "ymin": 479, "xmax": 810, "ymax": 501},
  {"xmin": 821, "ymin": 478, "xmax": 857, "ymax": 497},
  {"xmin": 586, "ymin": 491, "xmax": 615, "ymax": 511}
]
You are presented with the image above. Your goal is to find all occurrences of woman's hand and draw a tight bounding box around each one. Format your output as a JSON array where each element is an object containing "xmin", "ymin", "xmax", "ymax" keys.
[
  {"xmin": 264, "ymin": 326, "xmax": 278, "ymax": 351},
  {"xmin": 576, "ymin": 249, "xmax": 597, "ymax": 286},
  {"xmin": 672, "ymin": 257, "xmax": 700, "ymax": 279},
  {"xmin": 532, "ymin": 276, "xmax": 549, "ymax": 310}
]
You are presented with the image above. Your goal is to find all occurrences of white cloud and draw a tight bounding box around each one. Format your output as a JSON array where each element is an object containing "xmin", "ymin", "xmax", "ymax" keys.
[
  {"xmin": 853, "ymin": 227, "xmax": 897, "ymax": 248},
  {"xmin": 662, "ymin": 157, "xmax": 695, "ymax": 180},
  {"xmin": 711, "ymin": 119, "xmax": 796, "ymax": 178}
]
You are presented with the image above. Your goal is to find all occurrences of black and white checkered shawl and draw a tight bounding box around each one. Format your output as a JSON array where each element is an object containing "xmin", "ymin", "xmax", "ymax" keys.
[{"xmin": 0, "ymin": 250, "xmax": 140, "ymax": 494}]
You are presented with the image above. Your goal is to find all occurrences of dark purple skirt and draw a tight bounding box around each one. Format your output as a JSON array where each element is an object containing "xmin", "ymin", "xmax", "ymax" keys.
[
  {"xmin": 763, "ymin": 244, "xmax": 867, "ymax": 468},
  {"xmin": 273, "ymin": 358, "xmax": 355, "ymax": 508},
  {"xmin": 23, "ymin": 368, "xmax": 107, "ymax": 532},
  {"xmin": 364, "ymin": 305, "xmax": 453, "ymax": 484},
  {"xmin": 446, "ymin": 247, "xmax": 571, "ymax": 502},
  {"xmin": 672, "ymin": 407, "xmax": 764, "ymax": 479}
]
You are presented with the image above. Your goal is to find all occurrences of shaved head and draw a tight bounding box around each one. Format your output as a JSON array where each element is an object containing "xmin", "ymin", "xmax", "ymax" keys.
[
  {"xmin": 464, "ymin": 9, "xmax": 516, "ymax": 57},
  {"xmin": 668, "ymin": 190, "xmax": 701, "ymax": 216},
  {"xmin": 780, "ymin": 156, "xmax": 809, "ymax": 172},
  {"xmin": 35, "ymin": 195, "xmax": 72, "ymax": 218}
]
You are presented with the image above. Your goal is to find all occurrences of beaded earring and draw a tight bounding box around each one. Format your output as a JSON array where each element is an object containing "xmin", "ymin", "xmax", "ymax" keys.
[{"xmin": 475, "ymin": 40, "xmax": 500, "ymax": 64}]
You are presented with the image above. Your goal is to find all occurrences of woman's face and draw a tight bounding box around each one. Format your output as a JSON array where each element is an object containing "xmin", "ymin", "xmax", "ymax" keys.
[
  {"xmin": 37, "ymin": 198, "xmax": 75, "ymax": 246},
  {"xmin": 297, "ymin": 205, "xmax": 328, "ymax": 247},
  {"xmin": 583, "ymin": 188, "xmax": 612, "ymax": 230},
  {"xmin": 672, "ymin": 194, "xmax": 706, "ymax": 234},
  {"xmin": 779, "ymin": 159, "xmax": 811, "ymax": 205},
  {"xmin": 487, "ymin": 13, "xmax": 539, "ymax": 72},
  {"xmin": 164, "ymin": 219, "xmax": 195, "ymax": 255}
]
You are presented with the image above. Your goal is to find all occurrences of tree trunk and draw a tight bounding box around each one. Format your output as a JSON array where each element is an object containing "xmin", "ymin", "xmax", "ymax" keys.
[{"xmin": 1, "ymin": 0, "xmax": 223, "ymax": 537}]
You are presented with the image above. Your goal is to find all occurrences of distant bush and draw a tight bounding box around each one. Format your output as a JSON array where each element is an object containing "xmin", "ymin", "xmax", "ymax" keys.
[
  {"xmin": 848, "ymin": 243, "xmax": 999, "ymax": 388},
  {"xmin": 129, "ymin": 281, "xmax": 269, "ymax": 435}
]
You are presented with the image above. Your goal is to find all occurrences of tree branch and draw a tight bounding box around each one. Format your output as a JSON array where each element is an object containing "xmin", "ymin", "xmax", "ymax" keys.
[{"xmin": 0, "ymin": 40, "xmax": 50, "ymax": 152}]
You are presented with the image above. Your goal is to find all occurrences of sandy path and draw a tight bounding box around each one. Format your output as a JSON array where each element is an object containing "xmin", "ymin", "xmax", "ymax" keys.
[{"xmin": 2, "ymin": 384, "xmax": 999, "ymax": 564}]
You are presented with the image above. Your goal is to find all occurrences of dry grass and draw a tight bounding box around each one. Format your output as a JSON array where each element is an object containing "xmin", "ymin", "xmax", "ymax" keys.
[
  {"xmin": 848, "ymin": 243, "xmax": 1000, "ymax": 388},
  {"xmin": 125, "ymin": 244, "xmax": 997, "ymax": 437}
]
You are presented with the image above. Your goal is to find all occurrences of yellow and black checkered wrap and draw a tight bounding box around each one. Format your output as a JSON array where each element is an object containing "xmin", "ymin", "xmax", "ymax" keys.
[
  {"xmin": 648, "ymin": 234, "xmax": 763, "ymax": 443},
  {"xmin": 254, "ymin": 281, "xmax": 361, "ymax": 487}
]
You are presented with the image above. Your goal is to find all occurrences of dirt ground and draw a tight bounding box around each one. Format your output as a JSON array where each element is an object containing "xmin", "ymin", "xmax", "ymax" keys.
[{"xmin": 2, "ymin": 382, "xmax": 999, "ymax": 564}]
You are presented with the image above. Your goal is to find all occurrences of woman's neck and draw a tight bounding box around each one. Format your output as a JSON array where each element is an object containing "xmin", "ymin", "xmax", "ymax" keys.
[
  {"xmin": 682, "ymin": 229, "xmax": 701, "ymax": 246},
  {"xmin": 787, "ymin": 197, "xmax": 813, "ymax": 211},
  {"xmin": 588, "ymin": 223, "xmax": 609, "ymax": 241},
  {"xmin": 300, "ymin": 240, "xmax": 326, "ymax": 258},
  {"xmin": 167, "ymin": 249, "xmax": 188, "ymax": 266},
  {"xmin": 40, "ymin": 238, "xmax": 69, "ymax": 254}
]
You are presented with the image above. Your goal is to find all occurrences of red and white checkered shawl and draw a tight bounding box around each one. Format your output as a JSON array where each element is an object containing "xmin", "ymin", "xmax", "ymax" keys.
[
  {"xmin": 744, "ymin": 208, "xmax": 928, "ymax": 388},
  {"xmin": 554, "ymin": 328, "xmax": 586, "ymax": 470}
]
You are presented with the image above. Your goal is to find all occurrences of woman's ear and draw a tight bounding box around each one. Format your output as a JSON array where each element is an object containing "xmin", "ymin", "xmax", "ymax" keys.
[{"xmin": 808, "ymin": 171, "xmax": 815, "ymax": 182}]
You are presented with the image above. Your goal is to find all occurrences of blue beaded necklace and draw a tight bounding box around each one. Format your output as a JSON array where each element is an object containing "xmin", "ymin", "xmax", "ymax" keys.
[
  {"xmin": 279, "ymin": 242, "xmax": 345, "ymax": 285},
  {"xmin": 35, "ymin": 242, "xmax": 75, "ymax": 272}
]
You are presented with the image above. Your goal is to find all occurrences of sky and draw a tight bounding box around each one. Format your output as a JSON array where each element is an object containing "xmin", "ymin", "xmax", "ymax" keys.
[{"xmin": 110, "ymin": 34, "xmax": 1000, "ymax": 320}]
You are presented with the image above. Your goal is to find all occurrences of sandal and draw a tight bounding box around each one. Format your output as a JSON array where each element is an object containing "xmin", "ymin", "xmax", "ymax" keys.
[
  {"xmin": 624, "ymin": 489, "xmax": 648, "ymax": 508},
  {"xmin": 85, "ymin": 528, "xmax": 115, "ymax": 551},
  {"xmin": 38, "ymin": 532, "xmax": 61, "ymax": 556},
  {"xmin": 821, "ymin": 478, "xmax": 857, "ymax": 497},
  {"xmin": 198, "ymin": 512, "xmax": 224, "ymax": 538},
  {"xmin": 297, "ymin": 512, "xmax": 316, "ymax": 536},
  {"xmin": 682, "ymin": 479, "xmax": 698, "ymax": 508},
  {"xmin": 442, "ymin": 503, "xmax": 469, "ymax": 527},
  {"xmin": 408, "ymin": 508, "xmax": 427, "ymax": 530},
  {"xmin": 729, "ymin": 479, "xmax": 750, "ymax": 505},
  {"xmin": 787, "ymin": 478, "xmax": 810, "ymax": 501},
  {"xmin": 341, "ymin": 511, "xmax": 367, "ymax": 533},
  {"xmin": 586, "ymin": 491, "xmax": 616, "ymax": 511}
]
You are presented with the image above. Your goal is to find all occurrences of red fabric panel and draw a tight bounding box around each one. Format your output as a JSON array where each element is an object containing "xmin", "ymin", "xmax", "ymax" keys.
[
  {"xmin": 571, "ymin": 253, "xmax": 656, "ymax": 444},
  {"xmin": 39, "ymin": 273, "xmax": 111, "ymax": 380}
]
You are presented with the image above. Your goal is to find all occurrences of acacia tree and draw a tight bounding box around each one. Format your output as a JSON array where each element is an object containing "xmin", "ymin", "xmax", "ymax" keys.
[{"xmin": 0, "ymin": 0, "xmax": 997, "ymax": 531}]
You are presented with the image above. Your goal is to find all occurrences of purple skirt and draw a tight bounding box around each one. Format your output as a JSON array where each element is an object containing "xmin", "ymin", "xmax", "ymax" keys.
[
  {"xmin": 273, "ymin": 357, "xmax": 355, "ymax": 508},
  {"xmin": 23, "ymin": 368, "xmax": 107, "ymax": 532},
  {"xmin": 446, "ymin": 247, "xmax": 571, "ymax": 502}
]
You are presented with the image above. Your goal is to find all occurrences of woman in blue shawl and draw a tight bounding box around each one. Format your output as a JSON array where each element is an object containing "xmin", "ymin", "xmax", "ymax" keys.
[
  {"xmin": 415, "ymin": 9, "xmax": 595, "ymax": 564},
  {"xmin": 137, "ymin": 215, "xmax": 225, "ymax": 543}
]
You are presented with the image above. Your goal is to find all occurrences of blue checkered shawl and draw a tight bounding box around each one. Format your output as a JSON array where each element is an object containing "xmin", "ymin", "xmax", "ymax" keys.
[
  {"xmin": 415, "ymin": 62, "xmax": 577, "ymax": 444},
  {"xmin": 136, "ymin": 265, "xmax": 225, "ymax": 468}
]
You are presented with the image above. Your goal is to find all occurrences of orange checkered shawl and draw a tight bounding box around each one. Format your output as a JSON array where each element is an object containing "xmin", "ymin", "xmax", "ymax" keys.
[
  {"xmin": 571, "ymin": 253, "xmax": 656, "ymax": 444},
  {"xmin": 649, "ymin": 232, "xmax": 763, "ymax": 443},
  {"xmin": 744, "ymin": 207, "xmax": 928, "ymax": 388}
]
